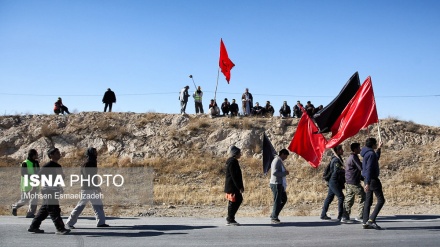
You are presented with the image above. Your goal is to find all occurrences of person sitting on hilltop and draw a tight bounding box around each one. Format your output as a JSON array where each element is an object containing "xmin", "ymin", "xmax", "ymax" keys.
[
  {"xmin": 314, "ymin": 105, "xmax": 323, "ymax": 115},
  {"xmin": 54, "ymin": 97, "xmax": 70, "ymax": 115},
  {"xmin": 265, "ymin": 101, "xmax": 275, "ymax": 117},
  {"xmin": 279, "ymin": 101, "xmax": 291, "ymax": 118},
  {"xmin": 293, "ymin": 101, "xmax": 303, "ymax": 118},
  {"xmin": 221, "ymin": 98, "xmax": 231, "ymax": 116},
  {"xmin": 252, "ymin": 102, "xmax": 265, "ymax": 117},
  {"xmin": 230, "ymin": 99, "xmax": 239, "ymax": 117},
  {"xmin": 209, "ymin": 99, "xmax": 220, "ymax": 118},
  {"xmin": 306, "ymin": 101, "xmax": 315, "ymax": 117}
]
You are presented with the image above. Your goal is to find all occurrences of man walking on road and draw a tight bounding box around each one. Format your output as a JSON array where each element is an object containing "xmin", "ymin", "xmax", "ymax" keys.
[
  {"xmin": 361, "ymin": 138, "xmax": 385, "ymax": 230},
  {"xmin": 269, "ymin": 149, "xmax": 290, "ymax": 224},
  {"xmin": 12, "ymin": 149, "xmax": 40, "ymax": 218},
  {"xmin": 224, "ymin": 146, "xmax": 244, "ymax": 226},
  {"xmin": 28, "ymin": 148, "xmax": 70, "ymax": 235},
  {"xmin": 343, "ymin": 143, "xmax": 365, "ymax": 221}
]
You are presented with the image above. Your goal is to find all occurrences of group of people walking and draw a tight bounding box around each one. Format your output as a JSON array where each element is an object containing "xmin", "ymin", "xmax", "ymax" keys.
[
  {"xmin": 13, "ymin": 147, "xmax": 109, "ymax": 235},
  {"xmin": 320, "ymin": 138, "xmax": 385, "ymax": 229},
  {"xmin": 224, "ymin": 137, "xmax": 385, "ymax": 229},
  {"xmin": 14, "ymin": 139, "xmax": 384, "ymax": 232}
]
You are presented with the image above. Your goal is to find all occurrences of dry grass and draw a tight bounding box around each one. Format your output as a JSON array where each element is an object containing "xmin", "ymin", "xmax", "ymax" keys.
[
  {"xmin": 225, "ymin": 117, "xmax": 256, "ymax": 130},
  {"xmin": 134, "ymin": 113, "xmax": 162, "ymax": 127},
  {"xmin": 40, "ymin": 123, "xmax": 58, "ymax": 137},
  {"xmin": 187, "ymin": 118, "xmax": 211, "ymax": 131}
]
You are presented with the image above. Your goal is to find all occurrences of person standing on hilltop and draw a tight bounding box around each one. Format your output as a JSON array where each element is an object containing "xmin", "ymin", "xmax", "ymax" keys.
[
  {"xmin": 193, "ymin": 86, "xmax": 204, "ymax": 114},
  {"xmin": 269, "ymin": 149, "xmax": 290, "ymax": 224},
  {"xmin": 12, "ymin": 149, "xmax": 40, "ymax": 218},
  {"xmin": 179, "ymin": 85, "xmax": 190, "ymax": 115},
  {"xmin": 102, "ymin": 88, "xmax": 116, "ymax": 112},
  {"xmin": 224, "ymin": 146, "xmax": 244, "ymax": 226},
  {"xmin": 361, "ymin": 138, "xmax": 385, "ymax": 230},
  {"xmin": 241, "ymin": 88, "xmax": 253, "ymax": 116}
]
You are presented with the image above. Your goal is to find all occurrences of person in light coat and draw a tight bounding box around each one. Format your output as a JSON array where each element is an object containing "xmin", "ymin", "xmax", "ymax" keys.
[{"xmin": 269, "ymin": 149, "xmax": 290, "ymax": 224}]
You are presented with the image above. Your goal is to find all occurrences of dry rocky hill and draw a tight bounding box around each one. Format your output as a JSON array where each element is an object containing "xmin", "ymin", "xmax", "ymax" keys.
[{"xmin": 1, "ymin": 112, "xmax": 439, "ymax": 217}]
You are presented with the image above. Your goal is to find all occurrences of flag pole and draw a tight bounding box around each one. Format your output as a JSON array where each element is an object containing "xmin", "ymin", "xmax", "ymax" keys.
[
  {"xmin": 373, "ymin": 89, "xmax": 382, "ymax": 143},
  {"xmin": 189, "ymin": 75, "xmax": 197, "ymax": 89},
  {"xmin": 214, "ymin": 68, "xmax": 220, "ymax": 103},
  {"xmin": 377, "ymin": 119, "xmax": 382, "ymax": 143}
]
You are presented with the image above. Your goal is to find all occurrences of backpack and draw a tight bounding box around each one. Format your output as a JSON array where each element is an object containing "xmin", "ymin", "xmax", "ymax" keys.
[{"xmin": 322, "ymin": 161, "xmax": 332, "ymax": 182}]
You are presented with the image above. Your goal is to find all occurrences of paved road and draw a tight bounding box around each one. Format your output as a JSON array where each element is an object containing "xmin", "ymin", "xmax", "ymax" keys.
[{"xmin": 1, "ymin": 215, "xmax": 440, "ymax": 247}]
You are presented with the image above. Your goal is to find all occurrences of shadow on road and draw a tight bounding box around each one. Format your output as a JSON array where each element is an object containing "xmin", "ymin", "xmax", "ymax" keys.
[
  {"xmin": 67, "ymin": 224, "xmax": 218, "ymax": 237},
  {"xmin": 384, "ymin": 226, "xmax": 440, "ymax": 231},
  {"xmin": 62, "ymin": 216, "xmax": 139, "ymax": 220},
  {"xmin": 242, "ymin": 221, "xmax": 345, "ymax": 227},
  {"xmin": 379, "ymin": 215, "xmax": 440, "ymax": 222}
]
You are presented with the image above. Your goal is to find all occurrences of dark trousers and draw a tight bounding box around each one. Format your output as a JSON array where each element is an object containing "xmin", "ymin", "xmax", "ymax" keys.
[
  {"xmin": 227, "ymin": 192, "xmax": 243, "ymax": 221},
  {"xmin": 270, "ymin": 184, "xmax": 287, "ymax": 219},
  {"xmin": 54, "ymin": 106, "xmax": 70, "ymax": 115},
  {"xmin": 222, "ymin": 108, "xmax": 230, "ymax": 115},
  {"xmin": 195, "ymin": 102, "xmax": 204, "ymax": 113},
  {"xmin": 321, "ymin": 181, "xmax": 345, "ymax": 219},
  {"xmin": 363, "ymin": 178, "xmax": 385, "ymax": 223},
  {"xmin": 104, "ymin": 103, "xmax": 113, "ymax": 112},
  {"xmin": 29, "ymin": 194, "xmax": 65, "ymax": 231}
]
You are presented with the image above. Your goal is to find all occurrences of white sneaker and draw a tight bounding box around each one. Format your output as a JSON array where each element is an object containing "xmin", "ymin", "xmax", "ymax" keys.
[{"xmin": 65, "ymin": 224, "xmax": 75, "ymax": 229}]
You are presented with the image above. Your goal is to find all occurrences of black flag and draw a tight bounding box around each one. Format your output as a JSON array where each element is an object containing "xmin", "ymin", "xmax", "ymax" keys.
[
  {"xmin": 313, "ymin": 72, "xmax": 361, "ymax": 133},
  {"xmin": 262, "ymin": 133, "xmax": 276, "ymax": 175}
]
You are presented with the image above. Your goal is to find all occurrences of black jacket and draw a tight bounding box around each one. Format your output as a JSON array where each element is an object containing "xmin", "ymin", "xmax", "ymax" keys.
[
  {"xmin": 329, "ymin": 155, "xmax": 345, "ymax": 188},
  {"xmin": 224, "ymin": 157, "xmax": 244, "ymax": 194},
  {"xmin": 102, "ymin": 90, "xmax": 116, "ymax": 103}
]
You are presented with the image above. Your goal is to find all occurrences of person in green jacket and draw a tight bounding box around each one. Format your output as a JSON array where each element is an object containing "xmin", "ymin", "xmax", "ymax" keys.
[{"xmin": 12, "ymin": 149, "xmax": 40, "ymax": 218}]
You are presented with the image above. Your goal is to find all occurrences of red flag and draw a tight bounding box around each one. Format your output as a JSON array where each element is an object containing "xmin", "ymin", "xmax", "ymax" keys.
[
  {"xmin": 219, "ymin": 39, "xmax": 235, "ymax": 83},
  {"xmin": 288, "ymin": 108, "xmax": 327, "ymax": 168},
  {"xmin": 326, "ymin": 76, "xmax": 378, "ymax": 148}
]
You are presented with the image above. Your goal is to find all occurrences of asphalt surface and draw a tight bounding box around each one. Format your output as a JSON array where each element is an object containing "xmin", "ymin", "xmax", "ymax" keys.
[{"xmin": 1, "ymin": 215, "xmax": 440, "ymax": 247}]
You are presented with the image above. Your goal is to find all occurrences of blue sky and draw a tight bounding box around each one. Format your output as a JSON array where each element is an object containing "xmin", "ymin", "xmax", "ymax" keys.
[{"xmin": 1, "ymin": 0, "xmax": 439, "ymax": 126}]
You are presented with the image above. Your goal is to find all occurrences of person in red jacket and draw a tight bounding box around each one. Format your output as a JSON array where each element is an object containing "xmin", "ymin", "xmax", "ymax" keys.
[{"xmin": 54, "ymin": 97, "xmax": 70, "ymax": 115}]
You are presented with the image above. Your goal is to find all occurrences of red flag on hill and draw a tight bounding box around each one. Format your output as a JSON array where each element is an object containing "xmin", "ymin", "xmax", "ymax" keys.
[
  {"xmin": 326, "ymin": 76, "xmax": 378, "ymax": 148},
  {"xmin": 288, "ymin": 108, "xmax": 327, "ymax": 168},
  {"xmin": 219, "ymin": 39, "xmax": 235, "ymax": 83}
]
